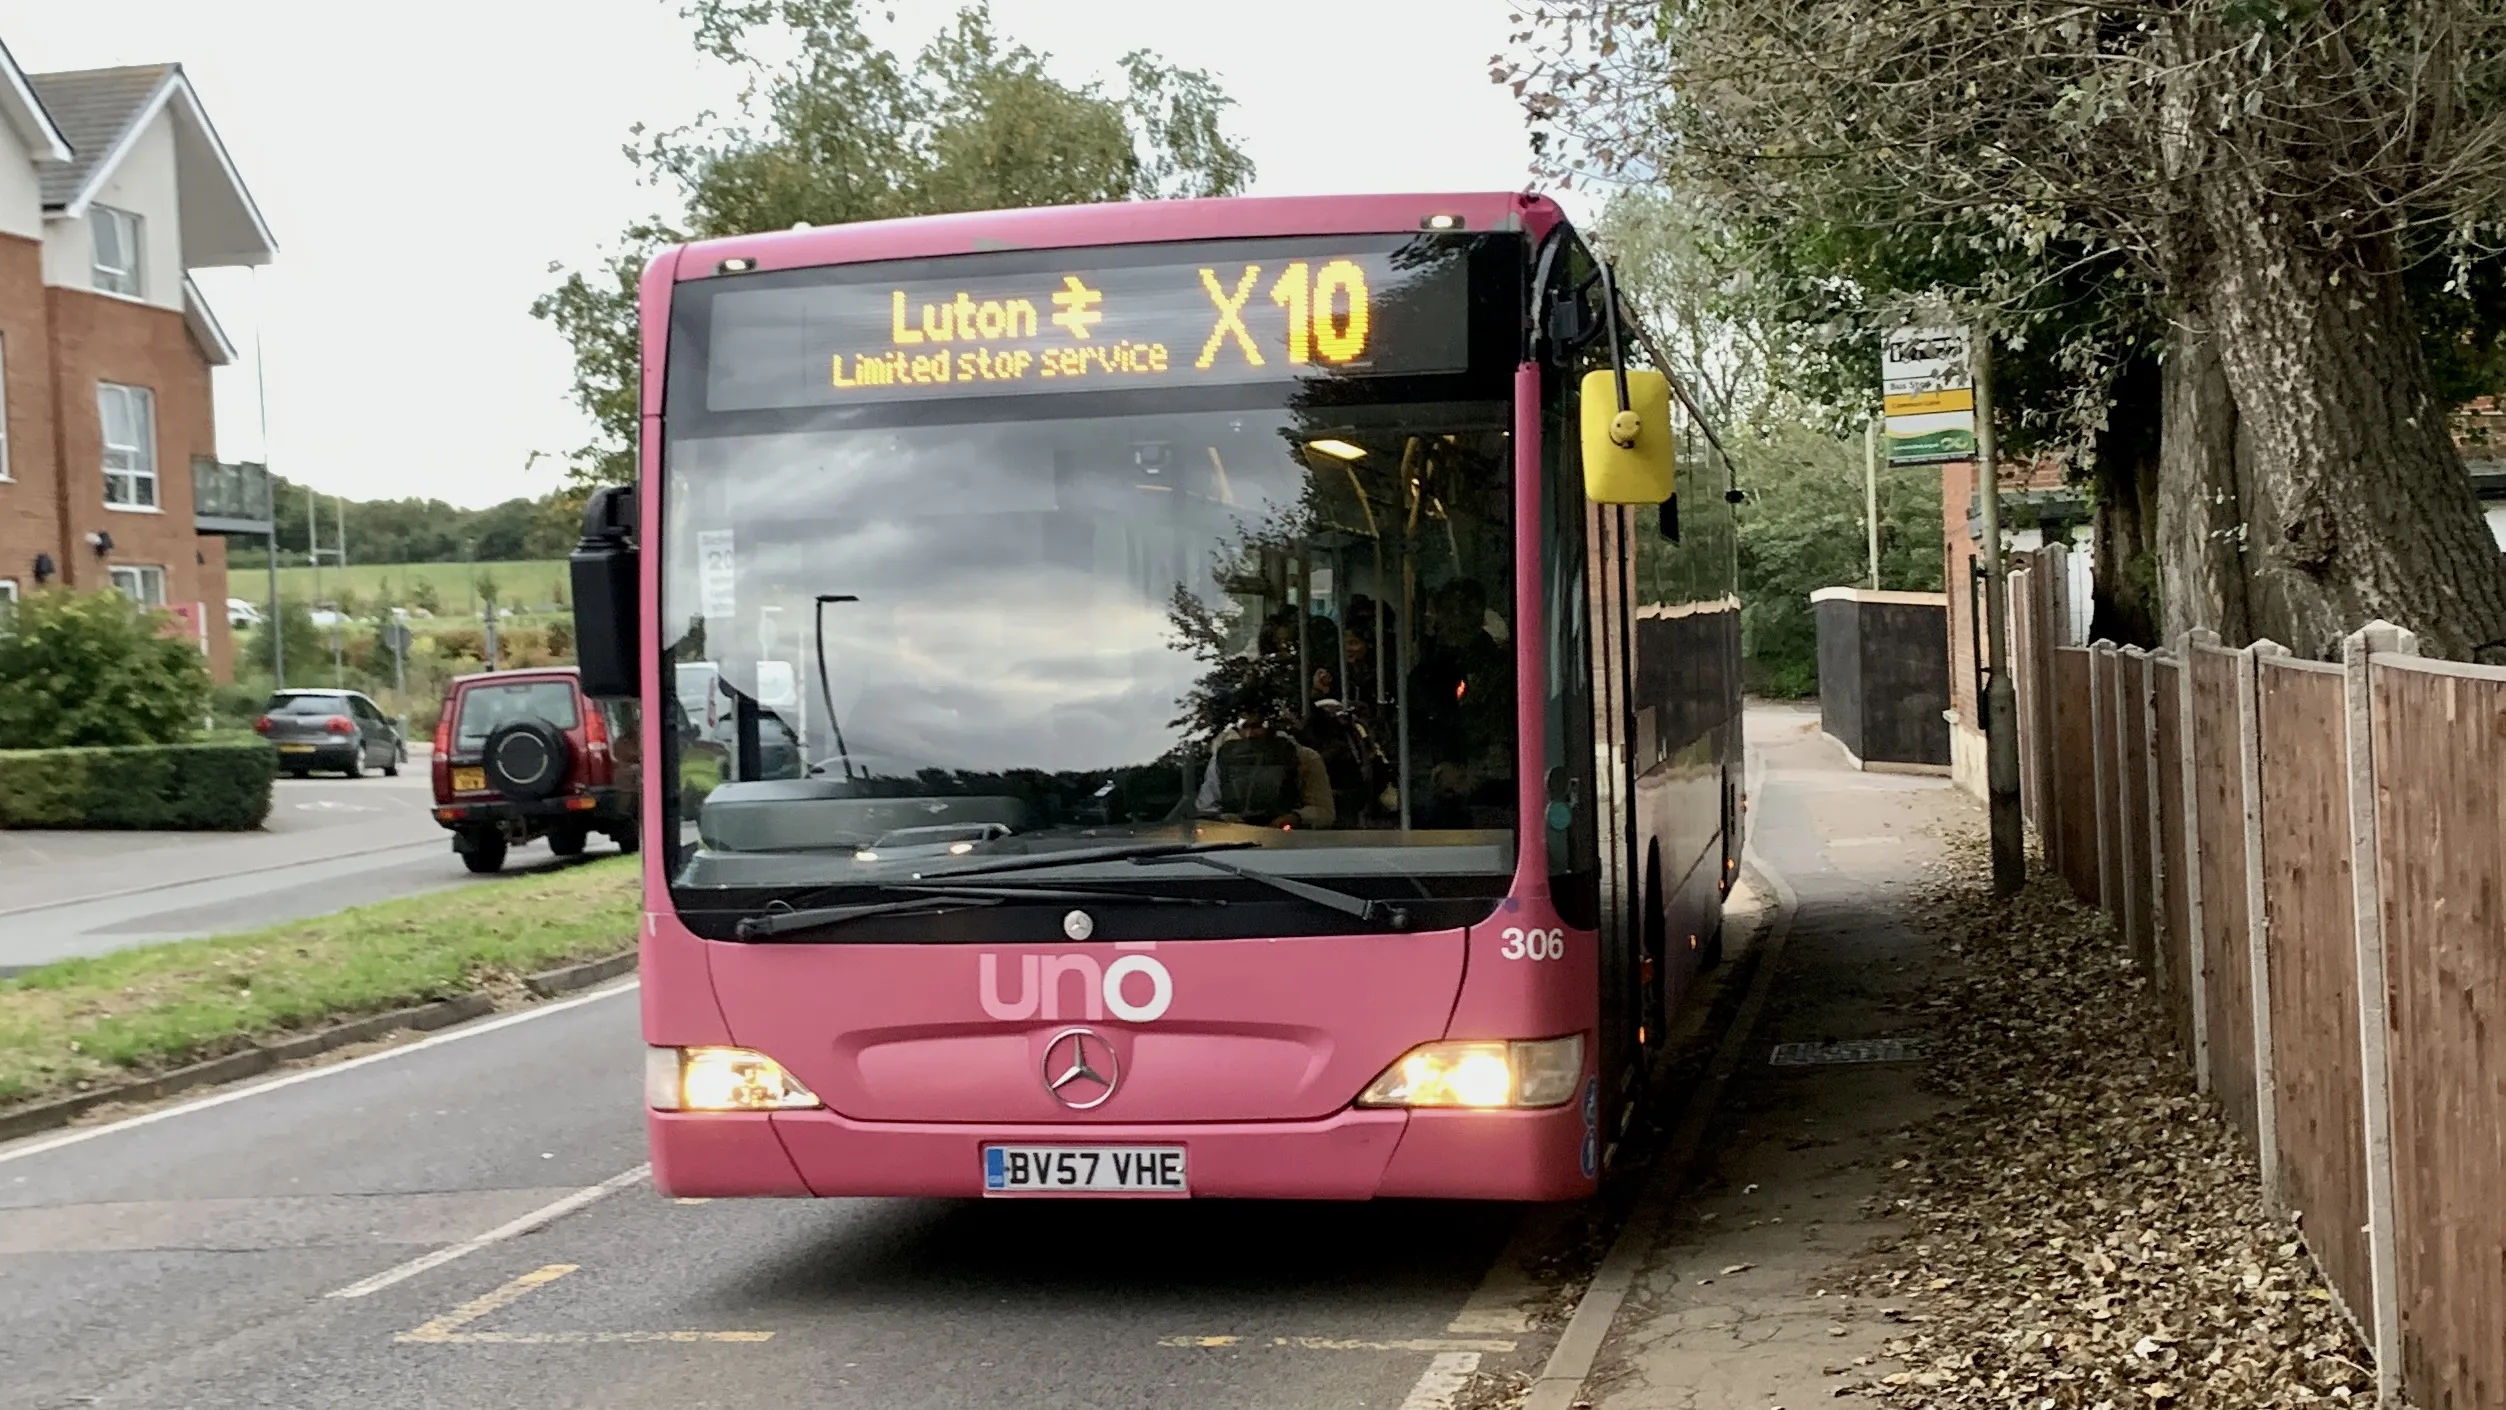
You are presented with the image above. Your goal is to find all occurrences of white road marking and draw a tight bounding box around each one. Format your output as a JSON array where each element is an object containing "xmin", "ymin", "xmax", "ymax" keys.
[
  {"xmin": 0, "ymin": 979, "xmax": 639, "ymax": 1168},
  {"xmin": 1446, "ymin": 1207, "xmax": 1559, "ymax": 1335},
  {"xmin": 330, "ymin": 1164, "xmax": 651, "ymax": 1299},
  {"xmin": 1398, "ymin": 1352, "xmax": 1483, "ymax": 1410}
]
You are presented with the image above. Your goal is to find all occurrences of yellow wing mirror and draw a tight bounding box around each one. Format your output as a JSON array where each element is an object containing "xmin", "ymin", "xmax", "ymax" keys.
[{"xmin": 1579, "ymin": 366, "xmax": 1675, "ymax": 505}]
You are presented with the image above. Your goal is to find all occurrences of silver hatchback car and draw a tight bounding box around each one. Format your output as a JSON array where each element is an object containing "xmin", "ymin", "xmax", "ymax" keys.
[{"xmin": 255, "ymin": 689, "xmax": 407, "ymax": 778}]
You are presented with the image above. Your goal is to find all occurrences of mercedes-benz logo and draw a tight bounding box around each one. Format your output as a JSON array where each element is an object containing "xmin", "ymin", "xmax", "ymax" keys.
[{"xmin": 1041, "ymin": 1026, "xmax": 1120, "ymax": 1110}]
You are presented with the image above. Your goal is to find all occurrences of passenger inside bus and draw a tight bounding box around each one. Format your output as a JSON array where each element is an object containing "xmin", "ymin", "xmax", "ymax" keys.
[
  {"xmin": 1194, "ymin": 706, "xmax": 1336, "ymax": 829},
  {"xmin": 1404, "ymin": 578, "xmax": 1513, "ymax": 829}
]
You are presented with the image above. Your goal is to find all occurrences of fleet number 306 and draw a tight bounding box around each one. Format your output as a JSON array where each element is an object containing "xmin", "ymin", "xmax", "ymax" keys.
[{"xmin": 1500, "ymin": 927, "xmax": 1567, "ymax": 961}]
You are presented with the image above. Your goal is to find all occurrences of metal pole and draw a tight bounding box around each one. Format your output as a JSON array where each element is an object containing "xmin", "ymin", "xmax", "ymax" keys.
[
  {"xmin": 1973, "ymin": 329, "xmax": 2026, "ymax": 892},
  {"xmin": 267, "ymin": 525, "xmax": 282, "ymax": 687},
  {"xmin": 307, "ymin": 483, "xmax": 322, "ymax": 609},
  {"xmin": 1864, "ymin": 417, "xmax": 1882, "ymax": 589},
  {"xmin": 251, "ymin": 270, "xmax": 281, "ymax": 689},
  {"xmin": 336, "ymin": 496, "xmax": 347, "ymax": 572}
]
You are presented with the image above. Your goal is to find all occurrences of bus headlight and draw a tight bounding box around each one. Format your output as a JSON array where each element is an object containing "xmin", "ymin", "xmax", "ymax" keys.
[
  {"xmin": 647, "ymin": 1046, "xmax": 821, "ymax": 1111},
  {"xmin": 1355, "ymin": 1035, "xmax": 1585, "ymax": 1109}
]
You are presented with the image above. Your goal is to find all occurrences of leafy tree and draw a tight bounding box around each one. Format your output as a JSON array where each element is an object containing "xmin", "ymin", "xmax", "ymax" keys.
[
  {"xmin": 526, "ymin": 490, "xmax": 587, "ymax": 561},
  {"xmin": 229, "ymin": 473, "xmax": 587, "ymax": 572},
  {"xmin": 1505, "ymin": 2, "xmax": 2506, "ymax": 660},
  {"xmin": 0, "ymin": 590, "xmax": 212, "ymax": 749},
  {"xmin": 408, "ymin": 578, "xmax": 444, "ymax": 615},
  {"xmin": 237, "ymin": 600, "xmax": 327, "ymax": 693},
  {"xmin": 1589, "ymin": 189, "xmax": 1943, "ymax": 693},
  {"xmin": 468, "ymin": 498, "xmax": 543, "ymax": 563},
  {"xmin": 1733, "ymin": 424, "xmax": 1945, "ymax": 696},
  {"xmin": 534, "ymin": 0, "xmax": 1254, "ymax": 488}
]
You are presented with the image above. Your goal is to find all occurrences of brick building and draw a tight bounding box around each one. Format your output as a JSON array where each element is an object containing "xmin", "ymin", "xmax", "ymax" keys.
[{"xmin": 0, "ymin": 43, "xmax": 274, "ymax": 681}]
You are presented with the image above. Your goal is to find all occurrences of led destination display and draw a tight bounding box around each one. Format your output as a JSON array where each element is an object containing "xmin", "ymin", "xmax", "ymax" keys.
[{"xmin": 701, "ymin": 240, "xmax": 1471, "ymax": 410}]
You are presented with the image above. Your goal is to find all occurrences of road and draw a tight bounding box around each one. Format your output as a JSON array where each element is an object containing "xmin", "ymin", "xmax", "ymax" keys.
[
  {"xmin": 0, "ymin": 713, "xmax": 1842, "ymax": 1410},
  {"xmin": 0, "ymin": 981, "xmax": 1540, "ymax": 1410},
  {"xmin": 0, "ymin": 760, "xmax": 619, "ymax": 974}
]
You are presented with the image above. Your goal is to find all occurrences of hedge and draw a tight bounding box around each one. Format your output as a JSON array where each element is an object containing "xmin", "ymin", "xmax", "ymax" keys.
[{"xmin": 0, "ymin": 739, "xmax": 277, "ymax": 830}]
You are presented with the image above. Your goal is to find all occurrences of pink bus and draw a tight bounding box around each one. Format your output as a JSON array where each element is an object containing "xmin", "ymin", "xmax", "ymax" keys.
[{"xmin": 568, "ymin": 192, "xmax": 1743, "ymax": 1201}]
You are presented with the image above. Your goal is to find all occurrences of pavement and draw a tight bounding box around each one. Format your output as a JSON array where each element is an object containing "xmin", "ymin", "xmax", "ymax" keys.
[
  {"xmin": 1576, "ymin": 701, "xmax": 1974, "ymax": 1410},
  {"xmin": 0, "ymin": 749, "xmax": 616, "ymax": 974},
  {"xmin": 0, "ymin": 702, "xmax": 1959, "ymax": 1410}
]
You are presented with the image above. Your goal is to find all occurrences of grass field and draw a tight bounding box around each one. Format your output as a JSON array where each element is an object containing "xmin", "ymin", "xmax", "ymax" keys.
[
  {"xmin": 240, "ymin": 560, "xmax": 573, "ymax": 612},
  {"xmin": 0, "ymin": 858, "xmax": 637, "ymax": 1109}
]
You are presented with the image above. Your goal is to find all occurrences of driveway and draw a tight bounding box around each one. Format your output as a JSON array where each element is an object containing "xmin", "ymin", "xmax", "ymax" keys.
[{"xmin": 0, "ymin": 753, "xmax": 622, "ymax": 974}]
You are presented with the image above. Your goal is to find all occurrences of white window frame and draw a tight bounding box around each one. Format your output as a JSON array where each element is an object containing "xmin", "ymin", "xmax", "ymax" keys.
[
  {"xmin": 98, "ymin": 382, "xmax": 158, "ymax": 511},
  {"xmin": 0, "ymin": 333, "xmax": 10, "ymax": 481},
  {"xmin": 108, "ymin": 564, "xmax": 166, "ymax": 607},
  {"xmin": 92, "ymin": 205, "xmax": 144, "ymax": 299},
  {"xmin": 0, "ymin": 579, "xmax": 16, "ymax": 634}
]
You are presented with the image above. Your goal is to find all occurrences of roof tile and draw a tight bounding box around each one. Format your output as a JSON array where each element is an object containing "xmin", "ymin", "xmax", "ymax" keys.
[{"xmin": 26, "ymin": 63, "xmax": 173, "ymax": 208}]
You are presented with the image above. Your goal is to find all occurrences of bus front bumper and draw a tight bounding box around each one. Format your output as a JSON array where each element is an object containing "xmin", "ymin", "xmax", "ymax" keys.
[{"xmin": 648, "ymin": 1102, "xmax": 1598, "ymax": 1202}]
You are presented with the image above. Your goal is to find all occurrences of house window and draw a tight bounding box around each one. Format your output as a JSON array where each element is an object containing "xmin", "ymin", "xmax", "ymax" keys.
[
  {"xmin": 109, "ymin": 564, "xmax": 165, "ymax": 607},
  {"xmin": 0, "ymin": 579, "xmax": 16, "ymax": 633},
  {"xmin": 99, "ymin": 383, "xmax": 157, "ymax": 508},
  {"xmin": 92, "ymin": 206, "xmax": 144, "ymax": 298},
  {"xmin": 0, "ymin": 333, "xmax": 10, "ymax": 481}
]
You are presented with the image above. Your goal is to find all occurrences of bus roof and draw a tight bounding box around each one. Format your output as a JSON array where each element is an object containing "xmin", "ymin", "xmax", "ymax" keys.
[{"xmin": 669, "ymin": 191, "xmax": 1568, "ymax": 283}]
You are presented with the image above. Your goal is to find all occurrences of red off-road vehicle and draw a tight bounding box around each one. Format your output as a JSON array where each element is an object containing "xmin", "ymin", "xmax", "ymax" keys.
[{"xmin": 430, "ymin": 667, "xmax": 640, "ymax": 873}]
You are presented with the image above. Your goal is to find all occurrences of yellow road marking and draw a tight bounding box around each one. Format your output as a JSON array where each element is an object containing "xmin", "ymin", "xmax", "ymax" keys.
[
  {"xmin": 1157, "ymin": 1335, "xmax": 1516, "ymax": 1353},
  {"xmin": 394, "ymin": 1263, "xmax": 772, "ymax": 1345},
  {"xmin": 399, "ymin": 1264, "xmax": 576, "ymax": 1342}
]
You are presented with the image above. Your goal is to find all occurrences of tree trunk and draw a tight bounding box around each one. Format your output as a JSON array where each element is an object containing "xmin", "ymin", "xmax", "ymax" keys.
[
  {"xmin": 2088, "ymin": 352, "xmax": 2163, "ymax": 647},
  {"xmin": 2194, "ymin": 178, "xmax": 2506, "ymax": 660},
  {"xmin": 2156, "ymin": 313, "xmax": 2256, "ymax": 644}
]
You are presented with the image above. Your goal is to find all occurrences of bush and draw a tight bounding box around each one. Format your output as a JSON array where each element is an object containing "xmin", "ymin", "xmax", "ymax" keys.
[
  {"xmin": 0, "ymin": 589, "xmax": 212, "ymax": 748},
  {"xmin": 210, "ymin": 682, "xmax": 270, "ymax": 731},
  {"xmin": 234, "ymin": 601, "xmax": 326, "ymax": 692},
  {"xmin": 0, "ymin": 738, "xmax": 276, "ymax": 830}
]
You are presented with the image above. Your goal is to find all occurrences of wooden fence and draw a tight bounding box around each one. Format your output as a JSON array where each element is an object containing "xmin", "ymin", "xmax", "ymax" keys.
[{"xmin": 2004, "ymin": 547, "xmax": 2505, "ymax": 1410}]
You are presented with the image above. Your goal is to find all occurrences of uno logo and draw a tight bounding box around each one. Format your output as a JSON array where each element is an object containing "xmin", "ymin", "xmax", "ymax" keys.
[{"xmin": 979, "ymin": 947, "xmax": 1173, "ymax": 1023}]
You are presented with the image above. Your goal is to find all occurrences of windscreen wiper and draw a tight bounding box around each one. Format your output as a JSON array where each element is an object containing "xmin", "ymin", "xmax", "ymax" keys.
[
  {"xmin": 732, "ymin": 881, "xmax": 1219, "ymax": 939},
  {"xmin": 911, "ymin": 839, "xmax": 1258, "ymax": 882},
  {"xmin": 1134, "ymin": 852, "xmax": 1414, "ymax": 930},
  {"xmin": 736, "ymin": 893, "xmax": 1002, "ymax": 938}
]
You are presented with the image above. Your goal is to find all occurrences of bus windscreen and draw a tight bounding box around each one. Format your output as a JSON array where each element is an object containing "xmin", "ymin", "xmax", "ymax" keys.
[{"xmin": 657, "ymin": 236, "xmax": 1527, "ymax": 932}]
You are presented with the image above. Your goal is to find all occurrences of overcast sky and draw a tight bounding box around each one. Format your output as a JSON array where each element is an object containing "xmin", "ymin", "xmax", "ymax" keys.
[{"xmin": 1, "ymin": 0, "xmax": 1559, "ymax": 509}]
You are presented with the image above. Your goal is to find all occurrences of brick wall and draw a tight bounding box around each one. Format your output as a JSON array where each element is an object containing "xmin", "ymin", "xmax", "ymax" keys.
[
  {"xmin": 44, "ymin": 285, "xmax": 231, "ymax": 680},
  {"xmin": 0, "ymin": 232, "xmax": 60, "ymax": 596}
]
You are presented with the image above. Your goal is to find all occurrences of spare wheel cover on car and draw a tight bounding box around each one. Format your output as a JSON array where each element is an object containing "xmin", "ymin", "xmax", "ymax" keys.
[{"xmin": 484, "ymin": 720, "xmax": 571, "ymax": 801}]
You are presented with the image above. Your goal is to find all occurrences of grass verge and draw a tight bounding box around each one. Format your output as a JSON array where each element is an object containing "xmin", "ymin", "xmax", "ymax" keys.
[{"xmin": 0, "ymin": 858, "xmax": 638, "ymax": 1110}]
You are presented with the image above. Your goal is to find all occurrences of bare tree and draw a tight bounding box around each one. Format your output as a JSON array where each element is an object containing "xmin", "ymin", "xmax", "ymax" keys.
[{"xmin": 1505, "ymin": 0, "xmax": 2506, "ymax": 658}]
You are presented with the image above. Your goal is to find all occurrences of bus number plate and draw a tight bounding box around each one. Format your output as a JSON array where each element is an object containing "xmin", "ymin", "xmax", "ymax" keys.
[{"xmin": 983, "ymin": 1145, "xmax": 1186, "ymax": 1195}]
